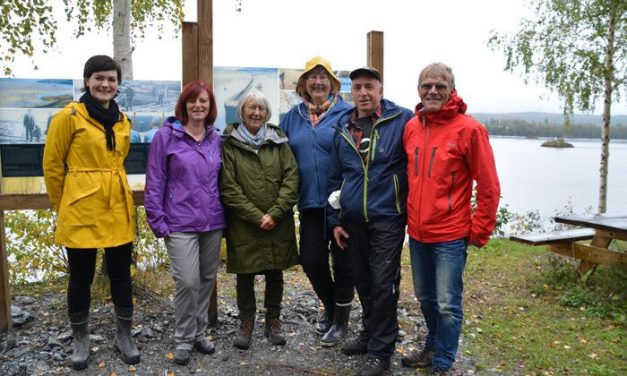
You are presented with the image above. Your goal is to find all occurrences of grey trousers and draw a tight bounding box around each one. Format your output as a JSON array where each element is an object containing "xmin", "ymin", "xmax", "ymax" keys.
[{"xmin": 165, "ymin": 230, "xmax": 222, "ymax": 349}]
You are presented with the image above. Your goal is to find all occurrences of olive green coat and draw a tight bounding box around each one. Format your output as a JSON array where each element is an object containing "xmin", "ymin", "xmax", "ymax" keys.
[{"xmin": 220, "ymin": 123, "xmax": 299, "ymax": 274}]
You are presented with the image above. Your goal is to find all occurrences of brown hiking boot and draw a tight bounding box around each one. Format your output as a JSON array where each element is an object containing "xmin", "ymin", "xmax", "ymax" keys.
[
  {"xmin": 402, "ymin": 347, "xmax": 434, "ymax": 368},
  {"xmin": 264, "ymin": 318, "xmax": 286, "ymax": 346},
  {"xmin": 233, "ymin": 320, "xmax": 254, "ymax": 350}
]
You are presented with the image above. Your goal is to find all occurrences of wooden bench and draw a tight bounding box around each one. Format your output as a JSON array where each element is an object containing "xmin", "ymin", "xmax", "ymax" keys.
[{"xmin": 510, "ymin": 228, "xmax": 596, "ymax": 245}]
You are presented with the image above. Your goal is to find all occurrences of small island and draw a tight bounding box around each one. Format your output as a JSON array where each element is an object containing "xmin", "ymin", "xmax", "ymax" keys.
[{"xmin": 541, "ymin": 138, "xmax": 574, "ymax": 148}]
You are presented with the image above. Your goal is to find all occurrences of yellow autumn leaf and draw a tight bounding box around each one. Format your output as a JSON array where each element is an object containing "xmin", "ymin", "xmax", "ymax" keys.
[
  {"xmin": 98, "ymin": 361, "xmax": 106, "ymax": 368},
  {"xmin": 166, "ymin": 352, "xmax": 175, "ymax": 360}
]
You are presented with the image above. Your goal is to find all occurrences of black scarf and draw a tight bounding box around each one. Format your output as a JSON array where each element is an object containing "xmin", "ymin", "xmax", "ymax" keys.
[{"xmin": 80, "ymin": 91, "xmax": 120, "ymax": 151}]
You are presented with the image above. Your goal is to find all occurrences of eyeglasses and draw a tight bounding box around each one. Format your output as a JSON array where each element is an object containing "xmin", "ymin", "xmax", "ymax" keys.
[
  {"xmin": 420, "ymin": 83, "xmax": 450, "ymax": 91},
  {"xmin": 307, "ymin": 75, "xmax": 330, "ymax": 82}
]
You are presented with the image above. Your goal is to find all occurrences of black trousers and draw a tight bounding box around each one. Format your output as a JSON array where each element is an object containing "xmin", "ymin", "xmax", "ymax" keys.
[
  {"xmin": 236, "ymin": 270, "xmax": 283, "ymax": 322},
  {"xmin": 343, "ymin": 217, "xmax": 405, "ymax": 359},
  {"xmin": 299, "ymin": 208, "xmax": 354, "ymax": 311},
  {"xmin": 66, "ymin": 242, "xmax": 134, "ymax": 315}
]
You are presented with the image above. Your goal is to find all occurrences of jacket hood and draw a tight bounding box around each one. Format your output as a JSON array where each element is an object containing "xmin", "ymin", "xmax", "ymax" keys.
[
  {"xmin": 223, "ymin": 123, "xmax": 288, "ymax": 147},
  {"xmin": 162, "ymin": 116, "xmax": 217, "ymax": 138},
  {"xmin": 68, "ymin": 101, "xmax": 127, "ymax": 128},
  {"xmin": 414, "ymin": 90, "xmax": 467, "ymax": 125}
]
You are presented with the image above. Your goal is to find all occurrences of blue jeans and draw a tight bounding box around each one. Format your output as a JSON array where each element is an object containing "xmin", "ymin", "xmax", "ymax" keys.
[{"xmin": 409, "ymin": 238, "xmax": 467, "ymax": 370}]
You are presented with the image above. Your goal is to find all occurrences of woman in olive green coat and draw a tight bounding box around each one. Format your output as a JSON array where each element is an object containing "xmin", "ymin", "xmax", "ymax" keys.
[{"xmin": 220, "ymin": 89, "xmax": 299, "ymax": 350}]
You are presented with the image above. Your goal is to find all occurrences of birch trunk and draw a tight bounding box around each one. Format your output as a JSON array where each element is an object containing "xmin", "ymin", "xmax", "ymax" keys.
[
  {"xmin": 112, "ymin": 0, "xmax": 133, "ymax": 80},
  {"xmin": 598, "ymin": 10, "xmax": 616, "ymax": 214}
]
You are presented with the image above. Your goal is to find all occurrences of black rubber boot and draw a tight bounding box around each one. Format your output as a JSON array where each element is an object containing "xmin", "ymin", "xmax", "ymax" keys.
[
  {"xmin": 314, "ymin": 304, "xmax": 334, "ymax": 334},
  {"xmin": 69, "ymin": 312, "xmax": 90, "ymax": 370},
  {"xmin": 113, "ymin": 306, "xmax": 140, "ymax": 365},
  {"xmin": 320, "ymin": 303, "xmax": 351, "ymax": 347}
]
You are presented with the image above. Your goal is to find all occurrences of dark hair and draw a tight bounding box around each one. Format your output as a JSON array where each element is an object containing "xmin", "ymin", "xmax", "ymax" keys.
[
  {"xmin": 82, "ymin": 55, "xmax": 122, "ymax": 90},
  {"xmin": 175, "ymin": 80, "xmax": 218, "ymax": 126}
]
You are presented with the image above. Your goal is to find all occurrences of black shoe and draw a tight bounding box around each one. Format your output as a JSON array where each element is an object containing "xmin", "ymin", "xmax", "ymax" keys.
[
  {"xmin": 173, "ymin": 348, "xmax": 190, "ymax": 365},
  {"xmin": 341, "ymin": 335, "xmax": 368, "ymax": 356},
  {"xmin": 358, "ymin": 355, "xmax": 390, "ymax": 376},
  {"xmin": 402, "ymin": 347, "xmax": 434, "ymax": 368},
  {"xmin": 68, "ymin": 312, "xmax": 90, "ymax": 370},
  {"xmin": 194, "ymin": 338, "xmax": 215, "ymax": 354}
]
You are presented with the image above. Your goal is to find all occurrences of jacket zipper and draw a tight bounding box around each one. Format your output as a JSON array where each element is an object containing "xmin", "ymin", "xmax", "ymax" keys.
[
  {"xmin": 413, "ymin": 147, "xmax": 419, "ymax": 176},
  {"xmin": 339, "ymin": 130, "xmax": 368, "ymax": 221},
  {"xmin": 448, "ymin": 171, "xmax": 457, "ymax": 215},
  {"xmin": 393, "ymin": 174, "xmax": 401, "ymax": 213},
  {"xmin": 428, "ymin": 147, "xmax": 437, "ymax": 177}
]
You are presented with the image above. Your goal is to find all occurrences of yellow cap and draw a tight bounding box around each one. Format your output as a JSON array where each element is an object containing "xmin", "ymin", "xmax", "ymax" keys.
[{"xmin": 296, "ymin": 56, "xmax": 340, "ymax": 98}]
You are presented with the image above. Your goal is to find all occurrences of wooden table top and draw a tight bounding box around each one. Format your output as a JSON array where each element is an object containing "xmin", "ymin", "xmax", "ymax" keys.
[{"xmin": 554, "ymin": 213, "xmax": 627, "ymax": 236}]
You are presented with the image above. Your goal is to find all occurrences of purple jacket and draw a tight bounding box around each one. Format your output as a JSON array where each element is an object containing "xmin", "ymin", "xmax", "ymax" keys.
[{"xmin": 144, "ymin": 117, "xmax": 226, "ymax": 238}]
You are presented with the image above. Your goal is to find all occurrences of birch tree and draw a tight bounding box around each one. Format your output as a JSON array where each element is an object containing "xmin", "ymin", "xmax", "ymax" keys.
[
  {"xmin": 1, "ymin": 0, "xmax": 184, "ymax": 78},
  {"xmin": 488, "ymin": 0, "xmax": 626, "ymax": 213}
]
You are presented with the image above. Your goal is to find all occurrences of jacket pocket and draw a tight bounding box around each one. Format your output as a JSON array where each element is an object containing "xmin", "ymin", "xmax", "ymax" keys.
[
  {"xmin": 428, "ymin": 147, "xmax": 438, "ymax": 177},
  {"xmin": 67, "ymin": 181, "xmax": 100, "ymax": 205}
]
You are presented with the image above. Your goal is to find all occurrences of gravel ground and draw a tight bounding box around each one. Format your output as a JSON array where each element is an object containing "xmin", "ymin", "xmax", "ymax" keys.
[{"xmin": 1, "ymin": 266, "xmax": 477, "ymax": 376}]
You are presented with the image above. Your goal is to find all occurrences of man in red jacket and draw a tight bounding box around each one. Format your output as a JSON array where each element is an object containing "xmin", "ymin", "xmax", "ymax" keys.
[{"xmin": 401, "ymin": 63, "xmax": 500, "ymax": 374}]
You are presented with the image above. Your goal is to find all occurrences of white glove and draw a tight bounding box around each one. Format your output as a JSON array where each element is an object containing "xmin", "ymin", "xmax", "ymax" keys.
[{"xmin": 328, "ymin": 190, "xmax": 341, "ymax": 210}]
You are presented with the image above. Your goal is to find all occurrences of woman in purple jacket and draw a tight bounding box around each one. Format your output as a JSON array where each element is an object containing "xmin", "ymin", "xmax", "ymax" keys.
[{"xmin": 144, "ymin": 80, "xmax": 225, "ymax": 366}]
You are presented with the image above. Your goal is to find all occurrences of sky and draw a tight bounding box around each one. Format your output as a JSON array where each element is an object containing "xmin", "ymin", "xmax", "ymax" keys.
[{"xmin": 8, "ymin": 0, "xmax": 627, "ymax": 115}]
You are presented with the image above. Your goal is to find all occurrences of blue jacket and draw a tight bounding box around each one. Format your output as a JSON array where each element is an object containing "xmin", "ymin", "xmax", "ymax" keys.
[
  {"xmin": 144, "ymin": 117, "xmax": 226, "ymax": 238},
  {"xmin": 327, "ymin": 99, "xmax": 414, "ymax": 226},
  {"xmin": 279, "ymin": 96, "xmax": 353, "ymax": 210}
]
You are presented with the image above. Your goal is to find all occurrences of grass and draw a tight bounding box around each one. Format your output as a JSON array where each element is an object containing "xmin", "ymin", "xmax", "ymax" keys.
[{"xmin": 457, "ymin": 239, "xmax": 626, "ymax": 375}]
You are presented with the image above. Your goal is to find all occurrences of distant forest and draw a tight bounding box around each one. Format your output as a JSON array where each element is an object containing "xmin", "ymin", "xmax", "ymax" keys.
[{"xmin": 471, "ymin": 113, "xmax": 627, "ymax": 140}]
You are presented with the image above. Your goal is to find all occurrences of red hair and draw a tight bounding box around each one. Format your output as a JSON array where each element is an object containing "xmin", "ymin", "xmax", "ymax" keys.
[{"xmin": 175, "ymin": 80, "xmax": 218, "ymax": 125}]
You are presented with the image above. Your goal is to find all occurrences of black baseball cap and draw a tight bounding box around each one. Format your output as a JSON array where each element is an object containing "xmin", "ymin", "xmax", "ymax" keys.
[{"xmin": 349, "ymin": 67, "xmax": 382, "ymax": 83}]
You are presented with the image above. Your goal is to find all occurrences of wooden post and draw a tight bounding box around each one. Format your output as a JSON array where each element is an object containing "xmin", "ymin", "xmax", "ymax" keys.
[
  {"xmin": 367, "ymin": 31, "xmax": 384, "ymax": 80},
  {"xmin": 197, "ymin": 0, "xmax": 213, "ymax": 87},
  {"xmin": 0, "ymin": 157, "xmax": 12, "ymax": 332},
  {"xmin": 182, "ymin": 22, "xmax": 198, "ymax": 86},
  {"xmin": 182, "ymin": 0, "xmax": 218, "ymax": 328}
]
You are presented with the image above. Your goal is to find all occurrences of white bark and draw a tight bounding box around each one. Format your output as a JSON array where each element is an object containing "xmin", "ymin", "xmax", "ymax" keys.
[
  {"xmin": 599, "ymin": 10, "xmax": 617, "ymax": 214},
  {"xmin": 112, "ymin": 0, "xmax": 133, "ymax": 80}
]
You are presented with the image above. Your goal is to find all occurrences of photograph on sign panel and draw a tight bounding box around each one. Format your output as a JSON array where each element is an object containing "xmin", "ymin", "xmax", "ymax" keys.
[
  {"xmin": 0, "ymin": 108, "xmax": 54, "ymax": 144},
  {"xmin": 0, "ymin": 78, "xmax": 73, "ymax": 108},
  {"xmin": 214, "ymin": 67, "xmax": 280, "ymax": 132},
  {"xmin": 126, "ymin": 112, "xmax": 169, "ymax": 143},
  {"xmin": 73, "ymin": 79, "xmax": 181, "ymax": 113}
]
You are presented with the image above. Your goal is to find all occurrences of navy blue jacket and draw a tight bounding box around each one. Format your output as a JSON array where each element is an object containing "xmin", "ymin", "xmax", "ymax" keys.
[
  {"xmin": 280, "ymin": 96, "xmax": 353, "ymax": 210},
  {"xmin": 327, "ymin": 99, "xmax": 413, "ymax": 226}
]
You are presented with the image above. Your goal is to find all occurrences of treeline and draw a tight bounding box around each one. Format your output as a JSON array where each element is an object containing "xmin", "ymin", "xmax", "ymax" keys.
[{"xmin": 482, "ymin": 118, "xmax": 627, "ymax": 139}]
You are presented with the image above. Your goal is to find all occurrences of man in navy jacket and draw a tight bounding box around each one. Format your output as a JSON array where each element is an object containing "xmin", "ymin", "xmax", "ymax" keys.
[{"xmin": 327, "ymin": 67, "xmax": 413, "ymax": 376}]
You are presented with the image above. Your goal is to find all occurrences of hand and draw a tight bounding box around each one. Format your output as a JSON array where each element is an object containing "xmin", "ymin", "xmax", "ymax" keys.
[
  {"xmin": 260, "ymin": 214, "xmax": 277, "ymax": 230},
  {"xmin": 333, "ymin": 226, "xmax": 350, "ymax": 250}
]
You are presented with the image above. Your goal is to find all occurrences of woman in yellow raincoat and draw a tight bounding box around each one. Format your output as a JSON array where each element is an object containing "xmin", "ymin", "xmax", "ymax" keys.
[{"xmin": 43, "ymin": 55, "xmax": 139, "ymax": 370}]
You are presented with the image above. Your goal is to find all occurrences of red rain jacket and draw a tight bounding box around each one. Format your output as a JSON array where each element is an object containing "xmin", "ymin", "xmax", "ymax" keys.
[{"xmin": 403, "ymin": 91, "xmax": 500, "ymax": 247}]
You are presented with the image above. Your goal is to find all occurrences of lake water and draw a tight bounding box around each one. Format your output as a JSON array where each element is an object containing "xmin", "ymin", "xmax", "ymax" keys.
[{"xmin": 491, "ymin": 137, "xmax": 627, "ymax": 218}]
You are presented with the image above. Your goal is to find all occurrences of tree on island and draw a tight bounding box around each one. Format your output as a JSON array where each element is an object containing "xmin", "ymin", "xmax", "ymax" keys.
[{"xmin": 488, "ymin": 0, "xmax": 626, "ymax": 213}]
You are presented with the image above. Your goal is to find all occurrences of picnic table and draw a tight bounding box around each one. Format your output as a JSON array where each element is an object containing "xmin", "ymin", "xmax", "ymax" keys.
[{"xmin": 510, "ymin": 213, "xmax": 627, "ymax": 274}]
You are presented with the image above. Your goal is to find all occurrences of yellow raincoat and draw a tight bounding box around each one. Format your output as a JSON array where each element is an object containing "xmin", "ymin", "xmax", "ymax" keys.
[{"xmin": 43, "ymin": 102, "xmax": 136, "ymax": 248}]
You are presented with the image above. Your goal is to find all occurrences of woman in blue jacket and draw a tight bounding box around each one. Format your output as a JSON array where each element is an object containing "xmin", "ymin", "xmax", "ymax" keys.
[
  {"xmin": 144, "ymin": 80, "xmax": 226, "ymax": 366},
  {"xmin": 279, "ymin": 56, "xmax": 354, "ymax": 346}
]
